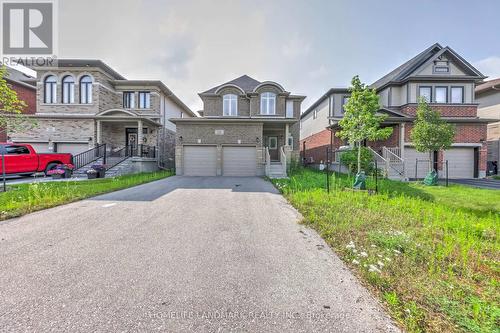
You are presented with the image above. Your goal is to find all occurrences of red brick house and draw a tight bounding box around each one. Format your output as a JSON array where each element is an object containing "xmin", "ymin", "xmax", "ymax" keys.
[
  {"xmin": 300, "ymin": 43, "xmax": 489, "ymax": 179},
  {"xmin": 0, "ymin": 67, "xmax": 36, "ymax": 141}
]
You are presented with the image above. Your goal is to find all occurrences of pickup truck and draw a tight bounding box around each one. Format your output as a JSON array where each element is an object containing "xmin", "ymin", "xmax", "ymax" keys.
[{"xmin": 0, "ymin": 143, "xmax": 73, "ymax": 176}]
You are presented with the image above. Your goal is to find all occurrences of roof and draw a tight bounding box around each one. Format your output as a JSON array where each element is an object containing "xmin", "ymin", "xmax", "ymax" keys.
[
  {"xmin": 370, "ymin": 43, "xmax": 486, "ymax": 90},
  {"xmin": 31, "ymin": 59, "xmax": 126, "ymax": 80},
  {"xmin": 4, "ymin": 66, "xmax": 36, "ymax": 89},
  {"xmin": 476, "ymin": 78, "xmax": 500, "ymax": 94},
  {"xmin": 300, "ymin": 88, "xmax": 350, "ymax": 119},
  {"xmin": 201, "ymin": 75, "xmax": 262, "ymax": 94}
]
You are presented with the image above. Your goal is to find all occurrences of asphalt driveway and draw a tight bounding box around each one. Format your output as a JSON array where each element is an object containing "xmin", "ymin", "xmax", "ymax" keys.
[
  {"xmin": 0, "ymin": 176, "xmax": 399, "ymax": 332},
  {"xmin": 448, "ymin": 178, "xmax": 500, "ymax": 190}
]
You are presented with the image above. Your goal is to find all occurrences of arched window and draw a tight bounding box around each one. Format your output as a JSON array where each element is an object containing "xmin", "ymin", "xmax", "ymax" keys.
[
  {"xmin": 44, "ymin": 75, "xmax": 57, "ymax": 103},
  {"xmin": 62, "ymin": 75, "xmax": 75, "ymax": 104},
  {"xmin": 260, "ymin": 92, "xmax": 276, "ymax": 115},
  {"xmin": 223, "ymin": 94, "xmax": 237, "ymax": 116},
  {"xmin": 79, "ymin": 75, "xmax": 92, "ymax": 104}
]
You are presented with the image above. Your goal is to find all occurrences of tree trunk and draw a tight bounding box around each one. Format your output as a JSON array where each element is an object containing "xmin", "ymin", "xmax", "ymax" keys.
[
  {"xmin": 429, "ymin": 151, "xmax": 433, "ymax": 172},
  {"xmin": 357, "ymin": 141, "xmax": 362, "ymax": 174}
]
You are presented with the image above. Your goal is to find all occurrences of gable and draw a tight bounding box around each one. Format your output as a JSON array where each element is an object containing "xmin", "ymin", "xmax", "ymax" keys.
[{"xmin": 408, "ymin": 48, "xmax": 483, "ymax": 78}]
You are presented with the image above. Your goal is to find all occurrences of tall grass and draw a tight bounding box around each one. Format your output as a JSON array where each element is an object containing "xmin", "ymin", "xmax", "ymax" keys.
[{"xmin": 272, "ymin": 168, "xmax": 500, "ymax": 333}]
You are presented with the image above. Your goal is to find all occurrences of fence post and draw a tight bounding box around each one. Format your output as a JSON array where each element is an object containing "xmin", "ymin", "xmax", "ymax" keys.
[
  {"xmin": 326, "ymin": 147, "xmax": 330, "ymax": 193},
  {"xmin": 415, "ymin": 158, "xmax": 418, "ymax": 181},
  {"xmin": 375, "ymin": 158, "xmax": 378, "ymax": 194},
  {"xmin": 1, "ymin": 149, "xmax": 6, "ymax": 192},
  {"xmin": 446, "ymin": 160, "xmax": 449, "ymax": 187},
  {"xmin": 103, "ymin": 144, "xmax": 107, "ymax": 165}
]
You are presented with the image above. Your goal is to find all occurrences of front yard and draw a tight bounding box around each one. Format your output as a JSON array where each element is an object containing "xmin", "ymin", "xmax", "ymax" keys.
[
  {"xmin": 0, "ymin": 170, "xmax": 173, "ymax": 221},
  {"xmin": 272, "ymin": 169, "xmax": 499, "ymax": 333}
]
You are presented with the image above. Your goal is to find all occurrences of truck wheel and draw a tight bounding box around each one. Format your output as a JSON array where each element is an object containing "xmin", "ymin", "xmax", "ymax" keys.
[{"xmin": 44, "ymin": 163, "xmax": 58, "ymax": 176}]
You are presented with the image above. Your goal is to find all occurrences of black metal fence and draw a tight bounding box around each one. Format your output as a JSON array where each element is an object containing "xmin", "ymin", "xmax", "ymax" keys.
[{"xmin": 73, "ymin": 144, "xmax": 106, "ymax": 170}]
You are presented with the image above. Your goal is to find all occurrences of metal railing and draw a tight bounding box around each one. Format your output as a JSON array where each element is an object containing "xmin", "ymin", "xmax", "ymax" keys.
[
  {"xmin": 105, "ymin": 146, "xmax": 132, "ymax": 170},
  {"xmin": 73, "ymin": 144, "xmax": 106, "ymax": 170},
  {"xmin": 130, "ymin": 144, "xmax": 156, "ymax": 158}
]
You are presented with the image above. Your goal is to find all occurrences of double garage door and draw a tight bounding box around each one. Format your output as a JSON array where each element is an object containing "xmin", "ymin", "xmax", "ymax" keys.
[
  {"xmin": 405, "ymin": 147, "xmax": 475, "ymax": 179},
  {"xmin": 183, "ymin": 145, "xmax": 257, "ymax": 176},
  {"xmin": 18, "ymin": 142, "xmax": 89, "ymax": 155}
]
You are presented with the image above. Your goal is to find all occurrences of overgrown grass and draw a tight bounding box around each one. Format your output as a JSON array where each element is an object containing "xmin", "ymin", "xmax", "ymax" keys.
[
  {"xmin": 272, "ymin": 168, "xmax": 500, "ymax": 333},
  {"xmin": 0, "ymin": 170, "xmax": 173, "ymax": 221}
]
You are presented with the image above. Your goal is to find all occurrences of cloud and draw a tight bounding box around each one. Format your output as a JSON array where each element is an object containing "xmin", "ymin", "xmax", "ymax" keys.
[{"xmin": 474, "ymin": 56, "xmax": 500, "ymax": 79}]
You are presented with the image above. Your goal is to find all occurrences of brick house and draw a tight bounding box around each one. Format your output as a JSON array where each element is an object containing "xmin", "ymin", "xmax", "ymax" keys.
[
  {"xmin": 9, "ymin": 59, "xmax": 195, "ymax": 169},
  {"xmin": 0, "ymin": 67, "xmax": 37, "ymax": 142},
  {"xmin": 171, "ymin": 75, "xmax": 305, "ymax": 177},
  {"xmin": 300, "ymin": 43, "xmax": 489, "ymax": 179}
]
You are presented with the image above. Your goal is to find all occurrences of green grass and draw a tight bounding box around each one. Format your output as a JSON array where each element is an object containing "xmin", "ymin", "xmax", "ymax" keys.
[
  {"xmin": 272, "ymin": 168, "xmax": 500, "ymax": 333},
  {"xmin": 0, "ymin": 170, "xmax": 173, "ymax": 221},
  {"xmin": 493, "ymin": 175, "xmax": 500, "ymax": 180}
]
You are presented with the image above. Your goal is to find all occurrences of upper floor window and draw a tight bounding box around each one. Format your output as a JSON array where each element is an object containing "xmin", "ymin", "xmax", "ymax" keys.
[
  {"xmin": 223, "ymin": 94, "xmax": 237, "ymax": 116},
  {"xmin": 342, "ymin": 96, "xmax": 350, "ymax": 112},
  {"xmin": 44, "ymin": 75, "xmax": 57, "ymax": 103},
  {"xmin": 79, "ymin": 75, "xmax": 92, "ymax": 104},
  {"xmin": 138, "ymin": 91, "xmax": 151, "ymax": 109},
  {"xmin": 435, "ymin": 86, "xmax": 448, "ymax": 103},
  {"xmin": 260, "ymin": 92, "xmax": 276, "ymax": 115},
  {"xmin": 286, "ymin": 100, "xmax": 294, "ymax": 118},
  {"xmin": 62, "ymin": 75, "xmax": 75, "ymax": 104},
  {"xmin": 418, "ymin": 86, "xmax": 432, "ymax": 103},
  {"xmin": 123, "ymin": 91, "xmax": 135, "ymax": 108},
  {"xmin": 451, "ymin": 87, "xmax": 464, "ymax": 103}
]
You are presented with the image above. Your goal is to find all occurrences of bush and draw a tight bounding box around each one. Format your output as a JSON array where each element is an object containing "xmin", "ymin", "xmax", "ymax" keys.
[{"xmin": 339, "ymin": 147, "xmax": 374, "ymax": 174}]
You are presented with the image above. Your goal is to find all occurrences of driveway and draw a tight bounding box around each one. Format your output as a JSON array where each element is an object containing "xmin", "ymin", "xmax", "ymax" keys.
[
  {"xmin": 0, "ymin": 176, "xmax": 399, "ymax": 332},
  {"xmin": 448, "ymin": 178, "xmax": 500, "ymax": 190}
]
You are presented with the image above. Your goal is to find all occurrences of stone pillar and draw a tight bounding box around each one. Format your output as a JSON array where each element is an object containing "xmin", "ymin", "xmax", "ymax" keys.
[
  {"xmin": 137, "ymin": 120, "xmax": 143, "ymax": 145},
  {"xmin": 285, "ymin": 123, "xmax": 290, "ymax": 148},
  {"xmin": 96, "ymin": 120, "xmax": 102, "ymax": 144},
  {"xmin": 400, "ymin": 123, "xmax": 405, "ymax": 156}
]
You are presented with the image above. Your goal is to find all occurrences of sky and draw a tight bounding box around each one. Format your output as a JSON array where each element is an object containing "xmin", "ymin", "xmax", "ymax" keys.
[{"xmin": 45, "ymin": 0, "xmax": 500, "ymax": 112}]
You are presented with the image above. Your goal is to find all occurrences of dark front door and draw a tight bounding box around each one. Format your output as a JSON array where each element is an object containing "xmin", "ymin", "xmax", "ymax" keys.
[
  {"xmin": 267, "ymin": 136, "xmax": 279, "ymax": 161},
  {"xmin": 126, "ymin": 128, "xmax": 138, "ymax": 148}
]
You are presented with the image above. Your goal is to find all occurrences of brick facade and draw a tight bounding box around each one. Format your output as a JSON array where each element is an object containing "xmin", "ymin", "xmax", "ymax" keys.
[{"xmin": 400, "ymin": 104, "xmax": 478, "ymax": 117}]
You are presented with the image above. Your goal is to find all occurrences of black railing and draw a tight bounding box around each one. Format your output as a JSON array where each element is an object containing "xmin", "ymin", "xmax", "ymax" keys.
[
  {"xmin": 73, "ymin": 144, "xmax": 106, "ymax": 170},
  {"xmin": 130, "ymin": 144, "xmax": 156, "ymax": 158},
  {"xmin": 105, "ymin": 146, "xmax": 132, "ymax": 170}
]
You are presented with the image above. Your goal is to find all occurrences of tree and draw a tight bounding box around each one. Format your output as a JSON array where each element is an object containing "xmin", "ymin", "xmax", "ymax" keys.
[
  {"xmin": 336, "ymin": 75, "xmax": 393, "ymax": 174},
  {"xmin": 411, "ymin": 97, "xmax": 455, "ymax": 172},
  {"xmin": 0, "ymin": 66, "xmax": 33, "ymax": 138}
]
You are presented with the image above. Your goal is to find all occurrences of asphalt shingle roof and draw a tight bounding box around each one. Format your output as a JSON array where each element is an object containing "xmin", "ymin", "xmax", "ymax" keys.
[{"xmin": 201, "ymin": 75, "xmax": 261, "ymax": 94}]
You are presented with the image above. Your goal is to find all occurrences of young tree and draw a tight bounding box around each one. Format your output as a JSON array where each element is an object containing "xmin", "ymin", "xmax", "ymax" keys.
[
  {"xmin": 336, "ymin": 75, "xmax": 393, "ymax": 174},
  {"xmin": 411, "ymin": 97, "xmax": 455, "ymax": 172}
]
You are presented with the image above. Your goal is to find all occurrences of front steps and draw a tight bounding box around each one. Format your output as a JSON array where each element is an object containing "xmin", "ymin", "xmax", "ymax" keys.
[
  {"xmin": 72, "ymin": 157, "xmax": 134, "ymax": 178},
  {"xmin": 268, "ymin": 162, "xmax": 287, "ymax": 178}
]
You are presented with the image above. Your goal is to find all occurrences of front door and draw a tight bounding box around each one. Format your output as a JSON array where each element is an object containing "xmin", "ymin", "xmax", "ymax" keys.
[
  {"xmin": 267, "ymin": 136, "xmax": 279, "ymax": 161},
  {"xmin": 126, "ymin": 128, "xmax": 138, "ymax": 148}
]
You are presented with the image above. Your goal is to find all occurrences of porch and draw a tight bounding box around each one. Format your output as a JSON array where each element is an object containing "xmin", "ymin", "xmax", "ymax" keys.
[{"xmin": 262, "ymin": 123, "xmax": 293, "ymax": 178}]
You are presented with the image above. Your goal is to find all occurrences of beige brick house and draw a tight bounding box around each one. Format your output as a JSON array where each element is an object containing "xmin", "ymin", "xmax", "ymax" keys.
[
  {"xmin": 10, "ymin": 59, "xmax": 195, "ymax": 168},
  {"xmin": 300, "ymin": 43, "xmax": 490, "ymax": 179},
  {"xmin": 171, "ymin": 75, "xmax": 305, "ymax": 177}
]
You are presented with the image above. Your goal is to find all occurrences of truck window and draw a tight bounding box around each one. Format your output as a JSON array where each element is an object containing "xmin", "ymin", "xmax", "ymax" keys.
[{"xmin": 5, "ymin": 145, "xmax": 30, "ymax": 155}]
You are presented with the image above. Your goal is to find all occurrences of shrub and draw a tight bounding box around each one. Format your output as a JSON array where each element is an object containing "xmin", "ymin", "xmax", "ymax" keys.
[{"xmin": 340, "ymin": 147, "xmax": 374, "ymax": 174}]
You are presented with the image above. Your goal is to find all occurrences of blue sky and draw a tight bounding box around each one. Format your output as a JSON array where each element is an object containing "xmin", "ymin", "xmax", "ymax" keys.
[{"xmin": 53, "ymin": 0, "xmax": 500, "ymax": 111}]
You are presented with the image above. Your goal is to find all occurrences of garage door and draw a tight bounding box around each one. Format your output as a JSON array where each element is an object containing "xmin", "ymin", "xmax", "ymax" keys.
[
  {"xmin": 405, "ymin": 148, "xmax": 432, "ymax": 179},
  {"xmin": 183, "ymin": 146, "xmax": 217, "ymax": 176},
  {"xmin": 25, "ymin": 142, "xmax": 50, "ymax": 153},
  {"xmin": 222, "ymin": 146, "xmax": 257, "ymax": 176},
  {"xmin": 444, "ymin": 148, "xmax": 474, "ymax": 179},
  {"xmin": 56, "ymin": 142, "xmax": 89, "ymax": 155}
]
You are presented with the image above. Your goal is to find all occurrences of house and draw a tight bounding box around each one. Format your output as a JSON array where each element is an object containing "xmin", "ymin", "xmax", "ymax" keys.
[
  {"xmin": 9, "ymin": 59, "xmax": 195, "ymax": 169},
  {"xmin": 476, "ymin": 78, "xmax": 500, "ymax": 174},
  {"xmin": 300, "ymin": 43, "xmax": 489, "ymax": 179},
  {"xmin": 170, "ymin": 75, "xmax": 305, "ymax": 177},
  {"xmin": 0, "ymin": 67, "xmax": 37, "ymax": 142}
]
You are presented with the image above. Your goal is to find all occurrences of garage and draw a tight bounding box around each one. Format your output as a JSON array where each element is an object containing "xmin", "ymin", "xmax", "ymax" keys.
[
  {"xmin": 24, "ymin": 142, "xmax": 50, "ymax": 153},
  {"xmin": 55, "ymin": 142, "xmax": 89, "ymax": 155},
  {"xmin": 444, "ymin": 148, "xmax": 475, "ymax": 179},
  {"xmin": 405, "ymin": 148, "xmax": 432, "ymax": 179},
  {"xmin": 222, "ymin": 146, "xmax": 257, "ymax": 176},
  {"xmin": 183, "ymin": 145, "xmax": 217, "ymax": 176}
]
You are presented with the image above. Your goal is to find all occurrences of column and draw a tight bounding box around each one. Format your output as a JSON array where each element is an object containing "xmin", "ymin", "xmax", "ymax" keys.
[
  {"xmin": 137, "ymin": 120, "xmax": 143, "ymax": 145},
  {"xmin": 400, "ymin": 123, "xmax": 405, "ymax": 156},
  {"xmin": 96, "ymin": 120, "xmax": 102, "ymax": 145},
  {"xmin": 285, "ymin": 123, "xmax": 290, "ymax": 148}
]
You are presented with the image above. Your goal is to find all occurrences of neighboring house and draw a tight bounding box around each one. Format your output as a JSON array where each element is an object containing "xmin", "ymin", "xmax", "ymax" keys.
[
  {"xmin": 300, "ymin": 43, "xmax": 489, "ymax": 179},
  {"xmin": 170, "ymin": 75, "xmax": 305, "ymax": 177},
  {"xmin": 0, "ymin": 67, "xmax": 37, "ymax": 141},
  {"xmin": 9, "ymin": 59, "xmax": 195, "ymax": 168},
  {"xmin": 476, "ymin": 79, "xmax": 500, "ymax": 174}
]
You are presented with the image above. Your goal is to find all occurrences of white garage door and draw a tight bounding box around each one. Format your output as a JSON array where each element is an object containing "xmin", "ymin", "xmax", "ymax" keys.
[
  {"xmin": 444, "ymin": 148, "xmax": 474, "ymax": 179},
  {"xmin": 222, "ymin": 146, "xmax": 257, "ymax": 176},
  {"xmin": 25, "ymin": 142, "xmax": 50, "ymax": 153},
  {"xmin": 183, "ymin": 145, "xmax": 217, "ymax": 176},
  {"xmin": 56, "ymin": 142, "xmax": 89, "ymax": 155},
  {"xmin": 405, "ymin": 148, "xmax": 432, "ymax": 179}
]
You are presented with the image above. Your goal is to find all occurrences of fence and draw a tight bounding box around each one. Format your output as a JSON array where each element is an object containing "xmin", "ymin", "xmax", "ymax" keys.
[{"xmin": 413, "ymin": 159, "xmax": 449, "ymax": 186}]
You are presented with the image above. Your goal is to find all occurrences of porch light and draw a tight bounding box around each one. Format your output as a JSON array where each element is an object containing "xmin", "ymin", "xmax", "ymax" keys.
[
  {"xmin": 256, "ymin": 137, "xmax": 260, "ymax": 143},
  {"xmin": 179, "ymin": 136, "xmax": 183, "ymax": 142}
]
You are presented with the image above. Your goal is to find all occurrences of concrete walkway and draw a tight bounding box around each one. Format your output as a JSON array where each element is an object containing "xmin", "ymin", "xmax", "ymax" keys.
[{"xmin": 0, "ymin": 176, "xmax": 400, "ymax": 332}]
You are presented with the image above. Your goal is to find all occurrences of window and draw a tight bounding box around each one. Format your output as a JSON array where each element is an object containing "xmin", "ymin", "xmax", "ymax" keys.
[
  {"xmin": 418, "ymin": 86, "xmax": 432, "ymax": 102},
  {"xmin": 435, "ymin": 87, "xmax": 448, "ymax": 103},
  {"xmin": 223, "ymin": 94, "xmax": 237, "ymax": 116},
  {"xmin": 62, "ymin": 76, "xmax": 75, "ymax": 104},
  {"xmin": 451, "ymin": 87, "xmax": 464, "ymax": 103},
  {"xmin": 138, "ymin": 92, "xmax": 151, "ymax": 109},
  {"xmin": 5, "ymin": 145, "xmax": 30, "ymax": 155},
  {"xmin": 342, "ymin": 96, "xmax": 349, "ymax": 112},
  {"xmin": 268, "ymin": 136, "xmax": 277, "ymax": 149},
  {"xmin": 286, "ymin": 100, "xmax": 294, "ymax": 118},
  {"xmin": 44, "ymin": 75, "xmax": 57, "ymax": 103},
  {"xmin": 123, "ymin": 91, "xmax": 135, "ymax": 108},
  {"xmin": 260, "ymin": 92, "xmax": 276, "ymax": 115},
  {"xmin": 79, "ymin": 75, "xmax": 92, "ymax": 104}
]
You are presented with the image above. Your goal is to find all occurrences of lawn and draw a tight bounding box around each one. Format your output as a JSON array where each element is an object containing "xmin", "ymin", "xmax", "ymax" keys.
[
  {"xmin": 272, "ymin": 168, "xmax": 499, "ymax": 333},
  {"xmin": 0, "ymin": 170, "xmax": 173, "ymax": 221}
]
